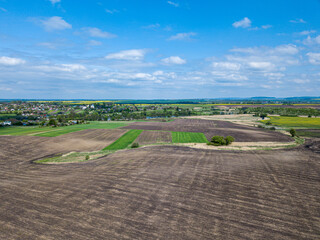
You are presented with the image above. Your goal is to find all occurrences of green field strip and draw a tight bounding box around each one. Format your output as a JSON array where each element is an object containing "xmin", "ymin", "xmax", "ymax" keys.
[
  {"xmin": 103, "ymin": 129, "xmax": 143, "ymax": 150},
  {"xmin": 0, "ymin": 121, "xmax": 129, "ymax": 137},
  {"xmin": 172, "ymin": 131, "xmax": 208, "ymax": 143},
  {"xmin": 262, "ymin": 116, "xmax": 320, "ymax": 129}
]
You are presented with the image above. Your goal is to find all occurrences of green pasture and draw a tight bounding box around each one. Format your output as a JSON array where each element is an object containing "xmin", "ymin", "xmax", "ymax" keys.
[
  {"xmin": 103, "ymin": 129, "xmax": 143, "ymax": 151},
  {"xmin": 172, "ymin": 131, "xmax": 208, "ymax": 143},
  {"xmin": 262, "ymin": 116, "xmax": 320, "ymax": 129},
  {"xmin": 0, "ymin": 121, "xmax": 129, "ymax": 137}
]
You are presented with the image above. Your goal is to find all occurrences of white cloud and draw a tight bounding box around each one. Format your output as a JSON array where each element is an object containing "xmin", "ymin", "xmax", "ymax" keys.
[
  {"xmin": 211, "ymin": 71, "xmax": 248, "ymax": 81},
  {"xmin": 264, "ymin": 72, "xmax": 285, "ymax": 80},
  {"xmin": 35, "ymin": 64, "xmax": 86, "ymax": 72},
  {"xmin": 161, "ymin": 56, "xmax": 186, "ymax": 65},
  {"xmin": 142, "ymin": 23, "xmax": 160, "ymax": 29},
  {"xmin": 88, "ymin": 40, "xmax": 102, "ymax": 46},
  {"xmin": 292, "ymin": 79, "xmax": 310, "ymax": 84},
  {"xmin": 0, "ymin": 56, "xmax": 25, "ymax": 66},
  {"xmin": 41, "ymin": 16, "xmax": 71, "ymax": 31},
  {"xmin": 0, "ymin": 87, "xmax": 12, "ymax": 91},
  {"xmin": 303, "ymin": 35, "xmax": 320, "ymax": 45},
  {"xmin": 247, "ymin": 61, "xmax": 275, "ymax": 70},
  {"xmin": 49, "ymin": 0, "xmax": 60, "ymax": 4},
  {"xmin": 212, "ymin": 62, "xmax": 241, "ymax": 71},
  {"xmin": 274, "ymin": 44, "xmax": 299, "ymax": 55},
  {"xmin": 82, "ymin": 27, "xmax": 116, "ymax": 38},
  {"xmin": 290, "ymin": 18, "xmax": 306, "ymax": 23},
  {"xmin": 228, "ymin": 44, "xmax": 300, "ymax": 69},
  {"xmin": 232, "ymin": 17, "xmax": 251, "ymax": 28},
  {"xmin": 105, "ymin": 9, "xmax": 119, "ymax": 14},
  {"xmin": 299, "ymin": 30, "xmax": 316, "ymax": 35},
  {"xmin": 105, "ymin": 49, "xmax": 147, "ymax": 61},
  {"xmin": 261, "ymin": 25, "xmax": 272, "ymax": 29},
  {"xmin": 306, "ymin": 52, "xmax": 320, "ymax": 65},
  {"xmin": 0, "ymin": 7, "xmax": 7, "ymax": 12},
  {"xmin": 168, "ymin": 32, "xmax": 196, "ymax": 41},
  {"xmin": 167, "ymin": 1, "xmax": 179, "ymax": 7}
]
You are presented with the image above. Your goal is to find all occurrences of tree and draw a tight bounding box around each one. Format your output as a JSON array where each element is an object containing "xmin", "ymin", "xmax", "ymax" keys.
[
  {"xmin": 48, "ymin": 119, "xmax": 57, "ymax": 127},
  {"xmin": 211, "ymin": 136, "xmax": 226, "ymax": 146},
  {"xmin": 260, "ymin": 113, "xmax": 268, "ymax": 119},
  {"xmin": 225, "ymin": 136, "xmax": 235, "ymax": 145},
  {"xmin": 131, "ymin": 142, "xmax": 139, "ymax": 148},
  {"xmin": 289, "ymin": 129, "xmax": 296, "ymax": 137}
]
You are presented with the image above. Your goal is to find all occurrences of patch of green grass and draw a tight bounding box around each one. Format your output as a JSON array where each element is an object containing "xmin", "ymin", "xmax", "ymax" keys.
[
  {"xmin": 296, "ymin": 130, "xmax": 320, "ymax": 138},
  {"xmin": 172, "ymin": 131, "xmax": 208, "ymax": 143},
  {"xmin": 294, "ymin": 136, "xmax": 305, "ymax": 145},
  {"xmin": 261, "ymin": 116, "xmax": 320, "ymax": 129},
  {"xmin": 0, "ymin": 121, "xmax": 130, "ymax": 137},
  {"xmin": 35, "ymin": 150, "xmax": 113, "ymax": 164},
  {"xmin": 103, "ymin": 129, "xmax": 143, "ymax": 150}
]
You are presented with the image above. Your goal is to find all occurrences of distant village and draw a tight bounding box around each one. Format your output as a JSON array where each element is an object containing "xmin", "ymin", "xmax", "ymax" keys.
[{"xmin": 0, "ymin": 101, "xmax": 221, "ymax": 127}]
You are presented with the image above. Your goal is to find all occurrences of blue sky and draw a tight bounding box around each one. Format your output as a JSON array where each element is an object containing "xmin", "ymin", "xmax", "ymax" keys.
[{"xmin": 0, "ymin": 0, "xmax": 319, "ymax": 99}]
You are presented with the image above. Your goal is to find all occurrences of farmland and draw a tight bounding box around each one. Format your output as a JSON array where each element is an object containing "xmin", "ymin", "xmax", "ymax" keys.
[
  {"xmin": 0, "ymin": 138, "xmax": 319, "ymax": 239},
  {"xmin": 172, "ymin": 131, "xmax": 208, "ymax": 143},
  {"xmin": 0, "ymin": 121, "xmax": 129, "ymax": 137},
  {"xmin": 262, "ymin": 116, "xmax": 320, "ymax": 129},
  {"xmin": 0, "ymin": 114, "xmax": 319, "ymax": 239},
  {"xmin": 135, "ymin": 130, "xmax": 172, "ymax": 145},
  {"xmin": 103, "ymin": 129, "xmax": 143, "ymax": 150}
]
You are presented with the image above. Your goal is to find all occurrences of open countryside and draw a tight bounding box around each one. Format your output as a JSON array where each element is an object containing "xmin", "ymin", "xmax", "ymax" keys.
[{"xmin": 1, "ymin": 0, "xmax": 320, "ymax": 239}]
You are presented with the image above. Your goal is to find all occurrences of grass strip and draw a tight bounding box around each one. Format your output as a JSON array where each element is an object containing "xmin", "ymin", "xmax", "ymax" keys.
[
  {"xmin": 172, "ymin": 131, "xmax": 208, "ymax": 143},
  {"xmin": 35, "ymin": 150, "xmax": 113, "ymax": 164},
  {"xmin": 103, "ymin": 129, "xmax": 143, "ymax": 150}
]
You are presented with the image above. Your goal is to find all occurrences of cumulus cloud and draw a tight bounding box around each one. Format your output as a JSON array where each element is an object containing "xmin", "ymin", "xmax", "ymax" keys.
[
  {"xmin": 290, "ymin": 18, "xmax": 306, "ymax": 23},
  {"xmin": 247, "ymin": 61, "xmax": 275, "ymax": 70},
  {"xmin": 161, "ymin": 56, "xmax": 186, "ymax": 65},
  {"xmin": 82, "ymin": 27, "xmax": 116, "ymax": 38},
  {"xmin": 273, "ymin": 44, "xmax": 299, "ymax": 55},
  {"xmin": 303, "ymin": 35, "xmax": 320, "ymax": 45},
  {"xmin": 306, "ymin": 52, "xmax": 320, "ymax": 65},
  {"xmin": 167, "ymin": 1, "xmax": 179, "ymax": 7},
  {"xmin": 35, "ymin": 64, "xmax": 86, "ymax": 72},
  {"xmin": 41, "ymin": 16, "xmax": 71, "ymax": 31},
  {"xmin": 105, "ymin": 9, "xmax": 119, "ymax": 14},
  {"xmin": 232, "ymin": 17, "xmax": 251, "ymax": 28},
  {"xmin": 0, "ymin": 56, "xmax": 25, "ymax": 66},
  {"xmin": 299, "ymin": 30, "xmax": 316, "ymax": 35},
  {"xmin": 105, "ymin": 49, "xmax": 147, "ymax": 61},
  {"xmin": 212, "ymin": 62, "xmax": 241, "ymax": 71},
  {"xmin": 168, "ymin": 32, "xmax": 197, "ymax": 41}
]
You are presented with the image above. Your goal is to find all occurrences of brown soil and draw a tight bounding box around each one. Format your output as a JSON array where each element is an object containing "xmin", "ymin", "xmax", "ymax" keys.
[
  {"xmin": 135, "ymin": 131, "xmax": 172, "ymax": 145},
  {"xmin": 122, "ymin": 119, "xmax": 292, "ymax": 142},
  {"xmin": 0, "ymin": 139, "xmax": 319, "ymax": 239},
  {"xmin": 0, "ymin": 129, "xmax": 127, "ymax": 166}
]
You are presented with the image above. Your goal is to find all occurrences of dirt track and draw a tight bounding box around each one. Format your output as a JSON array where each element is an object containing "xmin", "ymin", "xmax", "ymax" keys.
[
  {"xmin": 122, "ymin": 119, "xmax": 292, "ymax": 142},
  {"xmin": 0, "ymin": 133, "xmax": 319, "ymax": 239}
]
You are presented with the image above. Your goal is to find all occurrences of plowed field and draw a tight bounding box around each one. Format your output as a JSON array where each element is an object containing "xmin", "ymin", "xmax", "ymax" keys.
[{"xmin": 122, "ymin": 119, "xmax": 292, "ymax": 142}]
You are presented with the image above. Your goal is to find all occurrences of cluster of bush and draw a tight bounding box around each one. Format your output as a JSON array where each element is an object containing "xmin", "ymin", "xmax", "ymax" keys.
[
  {"xmin": 131, "ymin": 142, "xmax": 139, "ymax": 148},
  {"xmin": 208, "ymin": 136, "xmax": 235, "ymax": 146}
]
